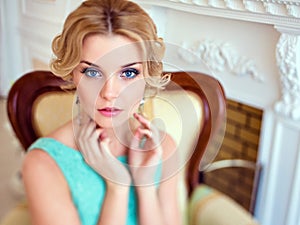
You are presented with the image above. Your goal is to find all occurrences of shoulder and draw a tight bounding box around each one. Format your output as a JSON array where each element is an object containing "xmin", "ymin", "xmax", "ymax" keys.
[
  {"xmin": 22, "ymin": 144, "xmax": 70, "ymax": 197},
  {"xmin": 21, "ymin": 149, "xmax": 72, "ymax": 222},
  {"xmin": 22, "ymin": 121, "xmax": 76, "ymax": 184},
  {"xmin": 22, "ymin": 145, "xmax": 62, "ymax": 177},
  {"xmin": 22, "ymin": 148, "xmax": 65, "ymax": 192}
]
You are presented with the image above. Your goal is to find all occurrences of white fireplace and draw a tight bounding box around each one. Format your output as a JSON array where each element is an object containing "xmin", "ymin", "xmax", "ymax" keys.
[
  {"xmin": 1, "ymin": 0, "xmax": 300, "ymax": 224},
  {"xmin": 132, "ymin": 1, "xmax": 300, "ymax": 225}
]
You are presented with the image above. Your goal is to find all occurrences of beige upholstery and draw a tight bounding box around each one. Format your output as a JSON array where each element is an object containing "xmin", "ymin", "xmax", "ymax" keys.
[
  {"xmin": 152, "ymin": 90, "xmax": 203, "ymax": 154},
  {"xmin": 32, "ymin": 92, "xmax": 75, "ymax": 136},
  {"xmin": 0, "ymin": 201, "xmax": 31, "ymax": 225},
  {"xmin": 189, "ymin": 185, "xmax": 260, "ymax": 225}
]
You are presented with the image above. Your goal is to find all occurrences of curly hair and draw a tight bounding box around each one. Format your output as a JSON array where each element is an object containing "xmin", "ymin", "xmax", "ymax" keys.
[{"xmin": 50, "ymin": 0, "xmax": 166, "ymax": 88}]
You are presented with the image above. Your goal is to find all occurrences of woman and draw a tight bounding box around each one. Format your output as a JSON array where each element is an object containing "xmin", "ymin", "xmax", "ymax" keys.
[{"xmin": 22, "ymin": 0, "xmax": 181, "ymax": 225}]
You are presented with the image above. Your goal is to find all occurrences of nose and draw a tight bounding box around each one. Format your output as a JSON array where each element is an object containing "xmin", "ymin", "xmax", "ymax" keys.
[{"xmin": 100, "ymin": 76, "xmax": 119, "ymax": 100}]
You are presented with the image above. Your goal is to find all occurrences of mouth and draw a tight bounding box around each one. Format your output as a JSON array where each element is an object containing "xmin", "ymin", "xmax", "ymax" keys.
[{"xmin": 98, "ymin": 107, "xmax": 123, "ymax": 117}]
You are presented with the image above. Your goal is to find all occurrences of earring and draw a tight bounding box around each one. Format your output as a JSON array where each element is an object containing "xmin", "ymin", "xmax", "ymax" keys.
[
  {"xmin": 138, "ymin": 98, "xmax": 145, "ymax": 114},
  {"xmin": 76, "ymin": 95, "xmax": 81, "ymax": 125}
]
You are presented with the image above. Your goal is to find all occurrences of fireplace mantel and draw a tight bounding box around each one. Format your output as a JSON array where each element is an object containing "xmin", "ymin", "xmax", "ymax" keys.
[{"xmin": 137, "ymin": 0, "xmax": 300, "ymax": 29}]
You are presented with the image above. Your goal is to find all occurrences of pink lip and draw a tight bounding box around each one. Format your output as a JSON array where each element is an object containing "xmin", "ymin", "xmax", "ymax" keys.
[{"xmin": 98, "ymin": 107, "xmax": 123, "ymax": 117}]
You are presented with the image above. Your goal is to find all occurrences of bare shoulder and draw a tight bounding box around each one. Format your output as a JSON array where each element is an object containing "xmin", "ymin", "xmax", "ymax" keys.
[
  {"xmin": 22, "ymin": 120, "xmax": 76, "ymax": 188},
  {"xmin": 22, "ymin": 142, "xmax": 78, "ymax": 224},
  {"xmin": 22, "ymin": 148, "xmax": 70, "ymax": 206},
  {"xmin": 22, "ymin": 121, "xmax": 75, "ymax": 184},
  {"xmin": 22, "ymin": 149, "xmax": 62, "ymax": 183}
]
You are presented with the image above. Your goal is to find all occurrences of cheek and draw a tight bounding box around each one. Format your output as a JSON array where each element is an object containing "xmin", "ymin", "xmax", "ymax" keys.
[
  {"xmin": 114, "ymin": 79, "xmax": 145, "ymax": 113},
  {"xmin": 122, "ymin": 79, "xmax": 145, "ymax": 103},
  {"xmin": 76, "ymin": 77, "xmax": 105, "ymax": 113}
]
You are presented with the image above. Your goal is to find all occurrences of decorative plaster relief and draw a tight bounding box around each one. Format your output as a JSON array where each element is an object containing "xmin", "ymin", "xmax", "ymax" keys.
[
  {"xmin": 167, "ymin": 0, "xmax": 300, "ymax": 18},
  {"xmin": 286, "ymin": 4, "xmax": 300, "ymax": 18},
  {"xmin": 178, "ymin": 40, "xmax": 264, "ymax": 81},
  {"xmin": 275, "ymin": 33, "xmax": 300, "ymax": 120}
]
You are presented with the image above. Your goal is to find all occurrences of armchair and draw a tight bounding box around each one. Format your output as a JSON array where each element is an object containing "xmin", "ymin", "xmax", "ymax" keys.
[{"xmin": 1, "ymin": 70, "xmax": 259, "ymax": 225}]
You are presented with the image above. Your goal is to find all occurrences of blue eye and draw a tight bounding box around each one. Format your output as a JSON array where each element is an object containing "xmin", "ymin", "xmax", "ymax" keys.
[
  {"xmin": 82, "ymin": 67, "xmax": 102, "ymax": 78},
  {"xmin": 120, "ymin": 68, "xmax": 140, "ymax": 79}
]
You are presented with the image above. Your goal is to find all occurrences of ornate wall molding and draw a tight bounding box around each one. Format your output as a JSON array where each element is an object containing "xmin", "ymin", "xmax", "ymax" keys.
[
  {"xmin": 136, "ymin": 0, "xmax": 300, "ymax": 31},
  {"xmin": 177, "ymin": 40, "xmax": 264, "ymax": 81},
  {"xmin": 275, "ymin": 33, "xmax": 300, "ymax": 120},
  {"xmin": 168, "ymin": 0, "xmax": 300, "ymax": 18}
]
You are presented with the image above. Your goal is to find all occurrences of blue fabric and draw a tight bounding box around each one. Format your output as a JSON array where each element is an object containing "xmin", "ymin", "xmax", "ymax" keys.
[{"xmin": 28, "ymin": 137, "xmax": 139, "ymax": 225}]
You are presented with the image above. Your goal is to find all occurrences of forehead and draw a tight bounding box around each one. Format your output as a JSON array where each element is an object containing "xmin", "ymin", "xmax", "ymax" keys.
[{"xmin": 81, "ymin": 34, "xmax": 143, "ymax": 68}]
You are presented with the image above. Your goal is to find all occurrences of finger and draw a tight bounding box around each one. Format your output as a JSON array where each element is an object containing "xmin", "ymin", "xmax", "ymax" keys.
[
  {"xmin": 82, "ymin": 119, "xmax": 96, "ymax": 136},
  {"xmin": 76, "ymin": 117, "xmax": 91, "ymax": 137},
  {"xmin": 137, "ymin": 127, "xmax": 153, "ymax": 139},
  {"xmin": 130, "ymin": 131, "xmax": 143, "ymax": 151},
  {"xmin": 133, "ymin": 113, "xmax": 151, "ymax": 129},
  {"xmin": 81, "ymin": 135, "xmax": 102, "ymax": 165},
  {"xmin": 80, "ymin": 120, "xmax": 101, "ymax": 143},
  {"xmin": 99, "ymin": 138, "xmax": 113, "ymax": 157},
  {"xmin": 77, "ymin": 123, "xmax": 93, "ymax": 149},
  {"xmin": 79, "ymin": 127, "xmax": 102, "ymax": 159}
]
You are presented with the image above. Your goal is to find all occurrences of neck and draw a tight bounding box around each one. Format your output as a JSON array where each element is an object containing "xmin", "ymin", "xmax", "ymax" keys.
[{"xmin": 101, "ymin": 119, "xmax": 135, "ymax": 157}]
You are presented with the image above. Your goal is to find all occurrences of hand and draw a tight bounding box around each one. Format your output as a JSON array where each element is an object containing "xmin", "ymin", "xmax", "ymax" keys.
[
  {"xmin": 128, "ymin": 113, "xmax": 163, "ymax": 186},
  {"xmin": 75, "ymin": 116, "xmax": 131, "ymax": 186}
]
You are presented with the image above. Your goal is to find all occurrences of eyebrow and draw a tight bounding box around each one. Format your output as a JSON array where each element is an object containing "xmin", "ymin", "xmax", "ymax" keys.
[
  {"xmin": 80, "ymin": 60, "xmax": 142, "ymax": 68},
  {"xmin": 80, "ymin": 60, "xmax": 100, "ymax": 68},
  {"xmin": 122, "ymin": 62, "xmax": 142, "ymax": 68}
]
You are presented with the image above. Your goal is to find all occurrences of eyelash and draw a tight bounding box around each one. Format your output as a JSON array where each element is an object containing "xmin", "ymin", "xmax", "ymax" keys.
[
  {"xmin": 120, "ymin": 68, "xmax": 140, "ymax": 80},
  {"xmin": 80, "ymin": 67, "xmax": 140, "ymax": 80},
  {"xmin": 81, "ymin": 67, "xmax": 102, "ymax": 78}
]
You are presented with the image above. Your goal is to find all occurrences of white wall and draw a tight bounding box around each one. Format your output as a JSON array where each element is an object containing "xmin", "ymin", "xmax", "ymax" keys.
[
  {"xmin": 0, "ymin": 0, "xmax": 82, "ymax": 96},
  {"xmin": 0, "ymin": 0, "xmax": 23, "ymax": 96},
  {"xmin": 1, "ymin": 1, "xmax": 300, "ymax": 225}
]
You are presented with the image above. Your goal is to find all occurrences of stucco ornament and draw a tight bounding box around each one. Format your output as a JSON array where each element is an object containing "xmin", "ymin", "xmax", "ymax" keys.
[
  {"xmin": 275, "ymin": 33, "xmax": 300, "ymax": 120},
  {"xmin": 167, "ymin": 0, "xmax": 300, "ymax": 18},
  {"xmin": 178, "ymin": 40, "xmax": 264, "ymax": 81}
]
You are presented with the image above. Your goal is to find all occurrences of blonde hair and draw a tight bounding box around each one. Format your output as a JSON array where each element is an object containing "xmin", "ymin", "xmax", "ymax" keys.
[{"xmin": 50, "ymin": 0, "xmax": 167, "ymax": 88}]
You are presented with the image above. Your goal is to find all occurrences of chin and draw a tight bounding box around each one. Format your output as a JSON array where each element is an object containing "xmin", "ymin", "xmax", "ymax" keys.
[{"xmin": 95, "ymin": 117, "xmax": 128, "ymax": 129}]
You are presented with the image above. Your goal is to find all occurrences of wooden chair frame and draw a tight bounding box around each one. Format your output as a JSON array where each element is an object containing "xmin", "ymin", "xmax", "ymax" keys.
[{"xmin": 7, "ymin": 70, "xmax": 226, "ymax": 195}]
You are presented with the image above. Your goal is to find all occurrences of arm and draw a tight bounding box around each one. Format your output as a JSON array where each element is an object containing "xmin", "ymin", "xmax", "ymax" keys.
[
  {"xmin": 157, "ymin": 172, "xmax": 182, "ymax": 225},
  {"xmin": 76, "ymin": 119, "xmax": 132, "ymax": 225},
  {"xmin": 157, "ymin": 138, "xmax": 182, "ymax": 225},
  {"xmin": 136, "ymin": 174, "xmax": 181, "ymax": 225},
  {"xmin": 132, "ymin": 131, "xmax": 182, "ymax": 224},
  {"xmin": 135, "ymin": 186, "xmax": 163, "ymax": 225},
  {"xmin": 129, "ymin": 114, "xmax": 182, "ymax": 225},
  {"xmin": 22, "ymin": 150, "xmax": 81, "ymax": 225},
  {"xmin": 97, "ymin": 182, "xmax": 129, "ymax": 225},
  {"xmin": 139, "ymin": 149, "xmax": 182, "ymax": 225}
]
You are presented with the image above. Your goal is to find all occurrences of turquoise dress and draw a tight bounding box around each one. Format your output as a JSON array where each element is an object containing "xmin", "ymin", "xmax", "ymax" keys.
[{"xmin": 28, "ymin": 137, "xmax": 141, "ymax": 225}]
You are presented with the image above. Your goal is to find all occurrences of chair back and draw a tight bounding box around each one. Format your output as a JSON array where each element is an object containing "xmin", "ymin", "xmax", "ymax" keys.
[{"xmin": 7, "ymin": 70, "xmax": 226, "ymax": 195}]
